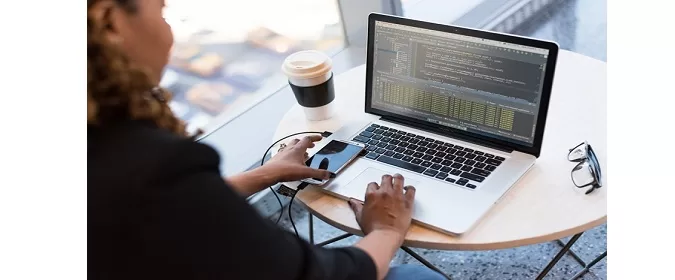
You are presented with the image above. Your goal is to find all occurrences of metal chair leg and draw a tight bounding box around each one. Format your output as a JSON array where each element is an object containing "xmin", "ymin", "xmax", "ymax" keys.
[
  {"xmin": 570, "ymin": 251, "xmax": 607, "ymax": 280},
  {"xmin": 309, "ymin": 213, "xmax": 314, "ymax": 245},
  {"xmin": 401, "ymin": 246, "xmax": 451, "ymax": 280},
  {"xmin": 536, "ymin": 232, "xmax": 584, "ymax": 280}
]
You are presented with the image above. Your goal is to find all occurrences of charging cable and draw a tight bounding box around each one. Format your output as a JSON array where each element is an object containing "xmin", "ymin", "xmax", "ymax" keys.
[{"xmin": 260, "ymin": 131, "xmax": 333, "ymax": 225}]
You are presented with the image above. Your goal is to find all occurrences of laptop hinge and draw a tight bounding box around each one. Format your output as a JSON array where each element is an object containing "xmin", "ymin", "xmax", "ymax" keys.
[{"xmin": 380, "ymin": 116, "xmax": 514, "ymax": 153}]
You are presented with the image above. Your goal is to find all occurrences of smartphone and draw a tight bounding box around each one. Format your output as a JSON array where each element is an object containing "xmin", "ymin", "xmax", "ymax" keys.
[{"xmin": 301, "ymin": 139, "xmax": 366, "ymax": 185}]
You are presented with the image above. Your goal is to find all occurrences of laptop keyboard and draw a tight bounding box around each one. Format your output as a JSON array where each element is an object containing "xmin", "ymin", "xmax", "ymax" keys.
[{"xmin": 352, "ymin": 124, "xmax": 506, "ymax": 189}]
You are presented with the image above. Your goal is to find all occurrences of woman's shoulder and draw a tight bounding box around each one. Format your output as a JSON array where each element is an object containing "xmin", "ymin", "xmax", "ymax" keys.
[{"xmin": 88, "ymin": 120, "xmax": 221, "ymax": 189}]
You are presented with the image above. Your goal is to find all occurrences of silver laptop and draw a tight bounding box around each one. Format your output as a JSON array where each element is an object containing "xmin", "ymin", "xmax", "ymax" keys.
[{"xmin": 320, "ymin": 14, "xmax": 559, "ymax": 235}]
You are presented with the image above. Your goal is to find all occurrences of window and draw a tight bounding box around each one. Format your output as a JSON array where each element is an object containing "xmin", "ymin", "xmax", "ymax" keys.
[{"xmin": 161, "ymin": 0, "xmax": 345, "ymax": 135}]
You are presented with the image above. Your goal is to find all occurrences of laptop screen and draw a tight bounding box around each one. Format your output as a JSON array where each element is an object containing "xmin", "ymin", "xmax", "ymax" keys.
[{"xmin": 370, "ymin": 21, "xmax": 551, "ymax": 146}]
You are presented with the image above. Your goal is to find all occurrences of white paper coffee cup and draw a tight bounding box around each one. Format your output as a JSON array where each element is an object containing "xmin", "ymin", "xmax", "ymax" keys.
[{"xmin": 282, "ymin": 50, "xmax": 335, "ymax": 121}]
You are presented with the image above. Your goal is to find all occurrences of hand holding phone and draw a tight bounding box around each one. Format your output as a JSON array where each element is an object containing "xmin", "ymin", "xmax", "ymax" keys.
[{"xmin": 302, "ymin": 140, "xmax": 365, "ymax": 185}]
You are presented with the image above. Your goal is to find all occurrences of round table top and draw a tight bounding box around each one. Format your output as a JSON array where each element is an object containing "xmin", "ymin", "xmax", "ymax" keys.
[{"xmin": 273, "ymin": 50, "xmax": 607, "ymax": 250}]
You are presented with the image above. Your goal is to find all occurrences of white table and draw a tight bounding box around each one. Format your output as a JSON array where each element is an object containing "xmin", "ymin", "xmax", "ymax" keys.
[{"xmin": 274, "ymin": 50, "xmax": 607, "ymax": 278}]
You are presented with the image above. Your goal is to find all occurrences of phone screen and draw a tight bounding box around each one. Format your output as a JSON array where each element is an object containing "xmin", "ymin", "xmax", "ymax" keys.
[{"xmin": 305, "ymin": 140, "xmax": 364, "ymax": 173}]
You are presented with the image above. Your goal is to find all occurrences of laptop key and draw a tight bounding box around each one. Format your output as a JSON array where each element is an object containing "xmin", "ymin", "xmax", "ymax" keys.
[
  {"xmin": 454, "ymin": 157, "xmax": 466, "ymax": 163},
  {"xmin": 408, "ymin": 144, "xmax": 419, "ymax": 150},
  {"xmin": 390, "ymin": 139, "xmax": 401, "ymax": 145},
  {"xmin": 421, "ymin": 161, "xmax": 432, "ymax": 167},
  {"xmin": 485, "ymin": 153, "xmax": 495, "ymax": 158},
  {"xmin": 373, "ymin": 129, "xmax": 385, "ymax": 134},
  {"xmin": 460, "ymin": 172, "xmax": 485, "ymax": 183},
  {"xmin": 465, "ymin": 159, "xmax": 476, "ymax": 166},
  {"xmin": 474, "ymin": 151, "xmax": 484, "ymax": 155},
  {"xmin": 443, "ymin": 143, "xmax": 454, "ymax": 148},
  {"xmin": 393, "ymin": 153, "xmax": 404, "ymax": 159},
  {"xmin": 464, "ymin": 148, "xmax": 474, "ymax": 153},
  {"xmin": 399, "ymin": 142, "xmax": 410, "ymax": 148},
  {"xmin": 454, "ymin": 145, "xmax": 464, "ymax": 150},
  {"xmin": 466, "ymin": 184, "xmax": 477, "ymax": 189},
  {"xmin": 445, "ymin": 178, "xmax": 456, "ymax": 183},
  {"xmin": 409, "ymin": 139, "xmax": 420, "ymax": 144},
  {"xmin": 474, "ymin": 162, "xmax": 486, "ymax": 168},
  {"xmin": 495, "ymin": 156, "xmax": 506, "ymax": 161},
  {"xmin": 373, "ymin": 135, "xmax": 383, "ymax": 140},
  {"xmin": 394, "ymin": 147, "xmax": 406, "ymax": 153},
  {"xmin": 465, "ymin": 153, "xmax": 477, "ymax": 160},
  {"xmin": 368, "ymin": 140, "xmax": 380, "ymax": 145},
  {"xmin": 413, "ymin": 152, "xmax": 424, "ymax": 158},
  {"xmin": 360, "ymin": 131, "xmax": 374, "ymax": 138},
  {"xmin": 401, "ymin": 136, "xmax": 411, "ymax": 142},
  {"xmin": 353, "ymin": 136, "xmax": 370, "ymax": 143},
  {"xmin": 422, "ymin": 154, "xmax": 433, "ymax": 161},
  {"xmin": 456, "ymin": 178, "xmax": 469, "ymax": 186},
  {"xmin": 376, "ymin": 156, "xmax": 426, "ymax": 173},
  {"xmin": 404, "ymin": 149, "xmax": 415, "ymax": 155},
  {"xmin": 485, "ymin": 165, "xmax": 497, "ymax": 172},
  {"xmin": 456, "ymin": 151, "xmax": 467, "ymax": 157},
  {"xmin": 403, "ymin": 155, "xmax": 414, "ymax": 162},
  {"xmin": 440, "ymin": 166, "xmax": 452, "ymax": 173},
  {"xmin": 475, "ymin": 156, "xmax": 487, "ymax": 162},
  {"xmin": 377, "ymin": 142, "xmax": 388, "ymax": 148},
  {"xmin": 461, "ymin": 165, "xmax": 473, "ymax": 172},
  {"xmin": 391, "ymin": 134, "xmax": 402, "ymax": 140},
  {"xmin": 441, "ymin": 160, "xmax": 453, "ymax": 166},
  {"xmin": 366, "ymin": 146, "xmax": 377, "ymax": 152},
  {"xmin": 451, "ymin": 163, "xmax": 463, "ymax": 169},
  {"xmin": 384, "ymin": 151, "xmax": 395, "ymax": 157},
  {"xmin": 416, "ymin": 147, "xmax": 428, "ymax": 153},
  {"xmin": 448, "ymin": 149, "xmax": 458, "ymax": 154},
  {"xmin": 383, "ymin": 132, "xmax": 393, "ymax": 137},
  {"xmin": 414, "ymin": 135, "xmax": 425, "ymax": 140},
  {"xmin": 425, "ymin": 137, "xmax": 435, "ymax": 142},
  {"xmin": 450, "ymin": 169, "xmax": 462, "ymax": 176},
  {"xmin": 381, "ymin": 137, "xmax": 392, "ymax": 143},
  {"xmin": 435, "ymin": 172, "xmax": 448, "ymax": 180},
  {"xmin": 386, "ymin": 144, "xmax": 397, "ymax": 150},
  {"xmin": 376, "ymin": 148, "xmax": 387, "ymax": 154},
  {"xmin": 434, "ymin": 140, "xmax": 444, "ymax": 145},
  {"xmin": 380, "ymin": 126, "xmax": 389, "ymax": 131},
  {"xmin": 370, "ymin": 124, "xmax": 380, "ymax": 128},
  {"xmin": 471, "ymin": 168, "xmax": 491, "ymax": 177},
  {"xmin": 427, "ymin": 143, "xmax": 439, "ymax": 149},
  {"xmin": 431, "ymin": 163, "xmax": 443, "ymax": 170},
  {"xmin": 444, "ymin": 154, "xmax": 457, "ymax": 161},
  {"xmin": 365, "ymin": 126, "xmax": 376, "ymax": 132},
  {"xmin": 411, "ymin": 158, "xmax": 423, "ymax": 165},
  {"xmin": 435, "ymin": 152, "xmax": 447, "ymax": 158},
  {"xmin": 406, "ymin": 132, "xmax": 417, "ymax": 137},
  {"xmin": 389, "ymin": 128, "xmax": 398, "ymax": 133},
  {"xmin": 485, "ymin": 158, "xmax": 502, "ymax": 166},
  {"xmin": 366, "ymin": 152, "xmax": 380, "ymax": 160},
  {"xmin": 437, "ymin": 146, "xmax": 448, "ymax": 152},
  {"xmin": 418, "ymin": 141, "xmax": 429, "ymax": 147},
  {"xmin": 423, "ymin": 169, "xmax": 439, "ymax": 177},
  {"xmin": 431, "ymin": 157, "xmax": 443, "ymax": 164}
]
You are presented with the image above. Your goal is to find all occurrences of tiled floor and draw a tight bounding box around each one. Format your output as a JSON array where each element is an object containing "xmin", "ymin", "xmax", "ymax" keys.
[{"xmin": 273, "ymin": 0, "xmax": 607, "ymax": 279}]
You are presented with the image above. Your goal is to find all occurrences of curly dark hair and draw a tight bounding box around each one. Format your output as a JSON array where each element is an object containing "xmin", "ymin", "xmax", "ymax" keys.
[{"xmin": 87, "ymin": 0, "xmax": 187, "ymax": 136}]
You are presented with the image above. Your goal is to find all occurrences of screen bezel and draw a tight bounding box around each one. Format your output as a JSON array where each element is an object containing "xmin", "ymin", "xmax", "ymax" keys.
[{"xmin": 365, "ymin": 13, "xmax": 559, "ymax": 158}]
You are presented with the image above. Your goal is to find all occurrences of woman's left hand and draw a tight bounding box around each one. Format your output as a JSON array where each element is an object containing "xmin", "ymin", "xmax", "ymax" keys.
[{"xmin": 264, "ymin": 135, "xmax": 333, "ymax": 183}]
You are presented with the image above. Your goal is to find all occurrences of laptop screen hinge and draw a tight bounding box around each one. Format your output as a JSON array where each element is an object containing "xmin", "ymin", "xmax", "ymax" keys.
[{"xmin": 381, "ymin": 116, "xmax": 514, "ymax": 153}]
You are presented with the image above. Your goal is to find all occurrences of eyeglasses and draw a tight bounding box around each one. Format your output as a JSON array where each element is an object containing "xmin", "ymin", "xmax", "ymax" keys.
[{"xmin": 567, "ymin": 141, "xmax": 602, "ymax": 195}]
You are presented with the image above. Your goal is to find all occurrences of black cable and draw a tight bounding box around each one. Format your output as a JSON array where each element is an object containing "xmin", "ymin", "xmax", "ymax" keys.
[
  {"xmin": 259, "ymin": 131, "xmax": 327, "ymax": 225},
  {"xmin": 288, "ymin": 181, "xmax": 309, "ymax": 238},
  {"xmin": 288, "ymin": 191, "xmax": 299, "ymax": 237}
]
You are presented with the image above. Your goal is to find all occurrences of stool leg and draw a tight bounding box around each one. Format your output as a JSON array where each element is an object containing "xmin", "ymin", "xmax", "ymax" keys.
[
  {"xmin": 570, "ymin": 251, "xmax": 607, "ymax": 280},
  {"xmin": 536, "ymin": 232, "xmax": 584, "ymax": 280},
  {"xmin": 400, "ymin": 246, "xmax": 451, "ymax": 280}
]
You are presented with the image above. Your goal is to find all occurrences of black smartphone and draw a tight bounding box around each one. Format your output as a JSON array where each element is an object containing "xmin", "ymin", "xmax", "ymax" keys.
[{"xmin": 301, "ymin": 139, "xmax": 365, "ymax": 185}]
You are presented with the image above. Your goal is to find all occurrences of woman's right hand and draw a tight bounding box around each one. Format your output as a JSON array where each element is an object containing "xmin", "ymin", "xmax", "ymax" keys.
[{"xmin": 348, "ymin": 174, "xmax": 416, "ymax": 243}]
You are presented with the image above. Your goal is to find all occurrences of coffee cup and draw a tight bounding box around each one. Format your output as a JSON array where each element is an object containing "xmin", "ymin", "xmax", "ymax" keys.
[{"xmin": 282, "ymin": 50, "xmax": 335, "ymax": 121}]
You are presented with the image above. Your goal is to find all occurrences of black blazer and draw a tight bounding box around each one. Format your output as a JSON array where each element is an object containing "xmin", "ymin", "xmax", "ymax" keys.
[{"xmin": 88, "ymin": 120, "xmax": 375, "ymax": 280}]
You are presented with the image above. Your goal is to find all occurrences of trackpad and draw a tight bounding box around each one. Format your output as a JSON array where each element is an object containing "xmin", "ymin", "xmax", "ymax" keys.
[{"xmin": 341, "ymin": 167, "xmax": 420, "ymax": 201}]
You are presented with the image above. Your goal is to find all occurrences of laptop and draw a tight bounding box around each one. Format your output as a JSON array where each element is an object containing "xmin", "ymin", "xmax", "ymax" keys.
[{"xmin": 319, "ymin": 13, "xmax": 559, "ymax": 235}]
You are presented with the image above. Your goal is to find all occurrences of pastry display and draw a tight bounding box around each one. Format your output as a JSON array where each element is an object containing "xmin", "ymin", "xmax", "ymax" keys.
[
  {"xmin": 187, "ymin": 53, "xmax": 224, "ymax": 77},
  {"xmin": 185, "ymin": 82, "xmax": 234, "ymax": 115}
]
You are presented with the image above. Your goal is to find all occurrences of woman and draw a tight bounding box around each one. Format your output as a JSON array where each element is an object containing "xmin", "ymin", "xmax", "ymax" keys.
[{"xmin": 87, "ymin": 0, "xmax": 445, "ymax": 279}]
